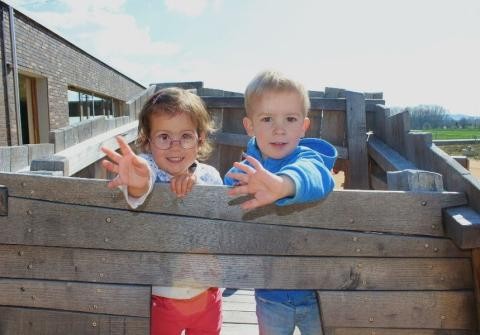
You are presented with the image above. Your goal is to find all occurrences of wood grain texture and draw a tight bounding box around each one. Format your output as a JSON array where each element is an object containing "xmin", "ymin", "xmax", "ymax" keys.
[
  {"xmin": 444, "ymin": 206, "xmax": 480, "ymax": 249},
  {"xmin": 0, "ymin": 245, "xmax": 472, "ymax": 289},
  {"xmin": 324, "ymin": 328, "xmax": 474, "ymax": 335},
  {"xmin": 345, "ymin": 91, "xmax": 369, "ymax": 189},
  {"xmin": 0, "ymin": 198, "xmax": 470, "ymax": 257},
  {"xmin": 0, "ymin": 278, "xmax": 150, "ymax": 316},
  {"xmin": 319, "ymin": 291, "xmax": 476, "ymax": 329},
  {"xmin": 0, "ymin": 173, "xmax": 466, "ymax": 236},
  {"xmin": 472, "ymin": 248, "xmax": 480, "ymax": 329},
  {"xmin": 367, "ymin": 136, "xmax": 416, "ymax": 172},
  {"xmin": 0, "ymin": 306, "xmax": 149, "ymax": 335}
]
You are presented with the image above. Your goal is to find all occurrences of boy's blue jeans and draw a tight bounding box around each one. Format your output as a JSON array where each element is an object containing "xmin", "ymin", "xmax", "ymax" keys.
[{"xmin": 255, "ymin": 291, "xmax": 322, "ymax": 335}]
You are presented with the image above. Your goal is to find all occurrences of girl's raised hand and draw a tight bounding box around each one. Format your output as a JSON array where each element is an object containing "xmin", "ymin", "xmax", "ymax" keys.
[{"xmin": 101, "ymin": 136, "xmax": 150, "ymax": 197}]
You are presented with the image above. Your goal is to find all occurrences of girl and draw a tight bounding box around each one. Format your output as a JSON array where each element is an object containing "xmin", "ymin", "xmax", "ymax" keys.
[{"xmin": 101, "ymin": 87, "xmax": 222, "ymax": 335}]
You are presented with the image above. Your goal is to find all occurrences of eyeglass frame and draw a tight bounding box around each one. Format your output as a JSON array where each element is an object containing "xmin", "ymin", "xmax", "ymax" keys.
[{"xmin": 148, "ymin": 131, "xmax": 200, "ymax": 150}]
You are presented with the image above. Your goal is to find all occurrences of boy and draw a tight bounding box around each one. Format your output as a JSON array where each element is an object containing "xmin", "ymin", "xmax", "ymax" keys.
[{"xmin": 224, "ymin": 70, "xmax": 337, "ymax": 334}]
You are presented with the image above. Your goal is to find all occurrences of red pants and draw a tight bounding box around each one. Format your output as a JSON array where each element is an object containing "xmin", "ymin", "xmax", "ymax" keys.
[{"xmin": 150, "ymin": 288, "xmax": 222, "ymax": 335}]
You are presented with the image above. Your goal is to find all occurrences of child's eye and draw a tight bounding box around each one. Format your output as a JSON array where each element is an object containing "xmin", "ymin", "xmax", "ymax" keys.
[
  {"xmin": 181, "ymin": 132, "xmax": 195, "ymax": 140},
  {"xmin": 157, "ymin": 133, "xmax": 170, "ymax": 141},
  {"xmin": 260, "ymin": 116, "xmax": 272, "ymax": 122},
  {"xmin": 287, "ymin": 117, "xmax": 298, "ymax": 122}
]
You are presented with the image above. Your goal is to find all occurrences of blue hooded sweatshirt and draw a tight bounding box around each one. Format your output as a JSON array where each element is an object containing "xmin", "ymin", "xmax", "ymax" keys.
[
  {"xmin": 224, "ymin": 137, "xmax": 337, "ymax": 206},
  {"xmin": 224, "ymin": 136, "xmax": 338, "ymax": 303}
]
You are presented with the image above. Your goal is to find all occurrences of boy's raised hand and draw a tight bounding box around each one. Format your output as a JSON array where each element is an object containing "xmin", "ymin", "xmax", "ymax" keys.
[
  {"xmin": 101, "ymin": 136, "xmax": 150, "ymax": 197},
  {"xmin": 226, "ymin": 155, "xmax": 295, "ymax": 210}
]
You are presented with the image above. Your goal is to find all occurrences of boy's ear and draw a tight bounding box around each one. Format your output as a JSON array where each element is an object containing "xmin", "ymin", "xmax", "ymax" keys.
[
  {"xmin": 243, "ymin": 117, "xmax": 255, "ymax": 137},
  {"xmin": 302, "ymin": 117, "xmax": 311, "ymax": 133}
]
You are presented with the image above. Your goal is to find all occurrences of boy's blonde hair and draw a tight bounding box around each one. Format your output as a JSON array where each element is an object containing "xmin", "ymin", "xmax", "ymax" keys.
[
  {"xmin": 137, "ymin": 87, "xmax": 214, "ymax": 160},
  {"xmin": 244, "ymin": 70, "xmax": 311, "ymax": 117}
]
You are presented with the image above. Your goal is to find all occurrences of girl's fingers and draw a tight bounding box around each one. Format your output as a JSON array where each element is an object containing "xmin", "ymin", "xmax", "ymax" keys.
[
  {"xmin": 227, "ymin": 185, "xmax": 249, "ymax": 196},
  {"xmin": 107, "ymin": 176, "xmax": 124, "ymax": 189},
  {"xmin": 241, "ymin": 198, "xmax": 260, "ymax": 211},
  {"xmin": 116, "ymin": 136, "xmax": 134, "ymax": 157},
  {"xmin": 101, "ymin": 146, "xmax": 122, "ymax": 163},
  {"xmin": 101, "ymin": 160, "xmax": 118, "ymax": 174}
]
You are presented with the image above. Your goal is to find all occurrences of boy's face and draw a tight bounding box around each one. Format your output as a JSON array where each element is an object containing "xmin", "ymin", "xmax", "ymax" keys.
[
  {"xmin": 148, "ymin": 112, "xmax": 202, "ymax": 176},
  {"xmin": 243, "ymin": 90, "xmax": 310, "ymax": 159}
]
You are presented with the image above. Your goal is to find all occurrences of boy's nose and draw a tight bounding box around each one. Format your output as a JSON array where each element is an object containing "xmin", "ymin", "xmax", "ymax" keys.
[{"xmin": 273, "ymin": 122, "xmax": 286, "ymax": 134}]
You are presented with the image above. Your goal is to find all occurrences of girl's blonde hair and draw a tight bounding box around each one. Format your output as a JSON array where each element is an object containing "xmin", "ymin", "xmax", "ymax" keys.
[
  {"xmin": 244, "ymin": 70, "xmax": 310, "ymax": 117},
  {"xmin": 137, "ymin": 87, "xmax": 214, "ymax": 160}
]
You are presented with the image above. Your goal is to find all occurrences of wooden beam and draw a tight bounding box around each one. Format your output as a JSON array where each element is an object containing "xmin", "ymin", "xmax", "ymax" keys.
[
  {"xmin": 319, "ymin": 291, "xmax": 476, "ymax": 329},
  {"xmin": 387, "ymin": 170, "xmax": 443, "ymax": 192},
  {"xmin": 0, "ymin": 245, "xmax": 472, "ymax": 289},
  {"xmin": 0, "ymin": 174, "xmax": 467, "ymax": 236},
  {"xmin": 344, "ymin": 91, "xmax": 369, "ymax": 189},
  {"xmin": 0, "ymin": 278, "xmax": 150, "ymax": 317},
  {"xmin": 367, "ymin": 136, "xmax": 416, "ymax": 172},
  {"xmin": 444, "ymin": 206, "xmax": 480, "ymax": 249},
  {"xmin": 0, "ymin": 185, "xmax": 7, "ymax": 216},
  {"xmin": 323, "ymin": 328, "xmax": 474, "ymax": 335},
  {"xmin": 0, "ymin": 200, "xmax": 469, "ymax": 257},
  {"xmin": 0, "ymin": 306, "xmax": 149, "ymax": 335}
]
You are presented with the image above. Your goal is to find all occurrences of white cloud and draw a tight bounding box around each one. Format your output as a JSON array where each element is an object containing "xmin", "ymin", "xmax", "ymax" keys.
[{"xmin": 164, "ymin": 0, "xmax": 219, "ymax": 17}]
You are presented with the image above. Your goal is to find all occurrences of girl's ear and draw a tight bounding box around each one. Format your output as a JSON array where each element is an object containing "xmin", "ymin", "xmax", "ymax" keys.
[{"xmin": 198, "ymin": 132, "xmax": 206, "ymax": 145}]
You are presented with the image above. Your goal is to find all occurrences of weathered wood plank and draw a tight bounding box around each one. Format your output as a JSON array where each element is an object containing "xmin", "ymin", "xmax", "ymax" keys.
[
  {"xmin": 0, "ymin": 306, "xmax": 149, "ymax": 335},
  {"xmin": 320, "ymin": 110, "xmax": 346, "ymax": 147},
  {"xmin": 0, "ymin": 185, "xmax": 7, "ymax": 216},
  {"xmin": 324, "ymin": 328, "xmax": 474, "ymax": 335},
  {"xmin": 0, "ymin": 173, "xmax": 467, "ymax": 236},
  {"xmin": 0, "ymin": 278, "xmax": 150, "ymax": 317},
  {"xmin": 387, "ymin": 170, "xmax": 444, "ymax": 192},
  {"xmin": 367, "ymin": 136, "xmax": 416, "ymax": 172},
  {"xmin": 56, "ymin": 121, "xmax": 138, "ymax": 176},
  {"xmin": 385, "ymin": 110, "xmax": 410, "ymax": 156},
  {"xmin": 444, "ymin": 206, "xmax": 480, "ymax": 249},
  {"xmin": 0, "ymin": 245, "xmax": 472, "ymax": 289},
  {"xmin": 0, "ymin": 198, "xmax": 470, "ymax": 257},
  {"xmin": 319, "ymin": 291, "xmax": 476, "ymax": 329},
  {"xmin": 345, "ymin": 91, "xmax": 369, "ymax": 189},
  {"xmin": 473, "ymin": 248, "xmax": 480, "ymax": 330}
]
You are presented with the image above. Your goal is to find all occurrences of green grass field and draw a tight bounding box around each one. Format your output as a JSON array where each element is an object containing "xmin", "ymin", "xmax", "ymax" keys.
[{"xmin": 412, "ymin": 128, "xmax": 480, "ymax": 140}]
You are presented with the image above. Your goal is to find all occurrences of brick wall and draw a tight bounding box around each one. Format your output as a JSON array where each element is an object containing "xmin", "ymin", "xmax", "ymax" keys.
[{"xmin": 0, "ymin": 3, "xmax": 145, "ymax": 145}]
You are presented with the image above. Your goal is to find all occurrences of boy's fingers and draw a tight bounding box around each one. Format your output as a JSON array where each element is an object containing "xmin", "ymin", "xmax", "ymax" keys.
[
  {"xmin": 233, "ymin": 162, "xmax": 256, "ymax": 174},
  {"xmin": 226, "ymin": 172, "xmax": 248, "ymax": 183},
  {"xmin": 244, "ymin": 155, "xmax": 262, "ymax": 170}
]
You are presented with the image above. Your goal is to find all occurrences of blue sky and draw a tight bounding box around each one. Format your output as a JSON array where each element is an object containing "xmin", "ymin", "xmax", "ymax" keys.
[{"xmin": 6, "ymin": 0, "xmax": 480, "ymax": 116}]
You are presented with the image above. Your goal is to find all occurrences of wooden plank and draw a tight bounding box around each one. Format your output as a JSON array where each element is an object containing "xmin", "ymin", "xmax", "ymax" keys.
[
  {"xmin": 370, "ymin": 172, "xmax": 387, "ymax": 190},
  {"xmin": 202, "ymin": 96, "xmax": 347, "ymax": 111},
  {"xmin": 305, "ymin": 109, "xmax": 323, "ymax": 138},
  {"xmin": 319, "ymin": 291, "xmax": 476, "ymax": 329},
  {"xmin": 0, "ymin": 185, "xmax": 7, "ymax": 216},
  {"xmin": 324, "ymin": 328, "xmax": 474, "ymax": 335},
  {"xmin": 444, "ymin": 206, "xmax": 480, "ymax": 249},
  {"xmin": 49, "ymin": 129, "xmax": 65, "ymax": 153},
  {"xmin": 0, "ymin": 306, "xmax": 149, "ymax": 335},
  {"xmin": 320, "ymin": 110, "xmax": 346, "ymax": 147},
  {"xmin": 405, "ymin": 132, "xmax": 434, "ymax": 171},
  {"xmin": 345, "ymin": 91, "xmax": 369, "ymax": 189},
  {"xmin": 0, "ymin": 278, "xmax": 150, "ymax": 317},
  {"xmin": 221, "ymin": 108, "xmax": 246, "ymax": 133},
  {"xmin": 0, "ymin": 198, "xmax": 470, "ymax": 257},
  {"xmin": 55, "ymin": 121, "xmax": 138, "ymax": 176},
  {"xmin": 9, "ymin": 145, "xmax": 28, "ymax": 171},
  {"xmin": 0, "ymin": 147, "xmax": 11, "ymax": 172},
  {"xmin": 0, "ymin": 245, "xmax": 472, "ymax": 289},
  {"xmin": 372, "ymin": 104, "xmax": 388, "ymax": 142},
  {"xmin": 367, "ymin": 136, "xmax": 416, "ymax": 172},
  {"xmin": 387, "ymin": 170, "xmax": 444, "ymax": 192},
  {"xmin": 473, "ymin": 249, "xmax": 480, "ymax": 330},
  {"xmin": 452, "ymin": 156, "xmax": 470, "ymax": 170},
  {"xmin": 0, "ymin": 174, "xmax": 467, "ymax": 236},
  {"xmin": 27, "ymin": 143, "xmax": 54, "ymax": 164},
  {"xmin": 385, "ymin": 110, "xmax": 410, "ymax": 156},
  {"xmin": 429, "ymin": 144, "xmax": 480, "ymax": 213}
]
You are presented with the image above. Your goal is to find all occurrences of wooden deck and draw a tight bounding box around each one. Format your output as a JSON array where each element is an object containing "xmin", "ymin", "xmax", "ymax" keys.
[{"xmin": 222, "ymin": 289, "xmax": 301, "ymax": 335}]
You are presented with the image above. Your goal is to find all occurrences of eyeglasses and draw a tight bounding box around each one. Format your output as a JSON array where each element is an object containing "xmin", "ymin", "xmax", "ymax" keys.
[{"xmin": 149, "ymin": 131, "xmax": 199, "ymax": 150}]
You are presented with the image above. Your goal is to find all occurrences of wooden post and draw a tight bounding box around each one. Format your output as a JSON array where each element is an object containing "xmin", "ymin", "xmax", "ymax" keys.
[
  {"xmin": 345, "ymin": 91, "xmax": 369, "ymax": 189},
  {"xmin": 0, "ymin": 185, "xmax": 7, "ymax": 216},
  {"xmin": 473, "ymin": 249, "xmax": 480, "ymax": 329},
  {"xmin": 387, "ymin": 169, "xmax": 443, "ymax": 192}
]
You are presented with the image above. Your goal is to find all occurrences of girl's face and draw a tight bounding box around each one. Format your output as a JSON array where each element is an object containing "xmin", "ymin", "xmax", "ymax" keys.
[{"xmin": 148, "ymin": 112, "xmax": 202, "ymax": 177}]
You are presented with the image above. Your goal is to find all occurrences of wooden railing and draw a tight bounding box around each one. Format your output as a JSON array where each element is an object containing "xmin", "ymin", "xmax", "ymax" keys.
[{"xmin": 0, "ymin": 172, "xmax": 477, "ymax": 334}]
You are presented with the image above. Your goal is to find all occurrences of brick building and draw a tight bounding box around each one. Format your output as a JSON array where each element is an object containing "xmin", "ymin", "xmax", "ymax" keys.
[{"xmin": 0, "ymin": 1, "xmax": 145, "ymax": 146}]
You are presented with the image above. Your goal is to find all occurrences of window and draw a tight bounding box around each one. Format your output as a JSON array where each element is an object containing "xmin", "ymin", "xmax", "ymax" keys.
[{"xmin": 68, "ymin": 88, "xmax": 121, "ymax": 125}]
